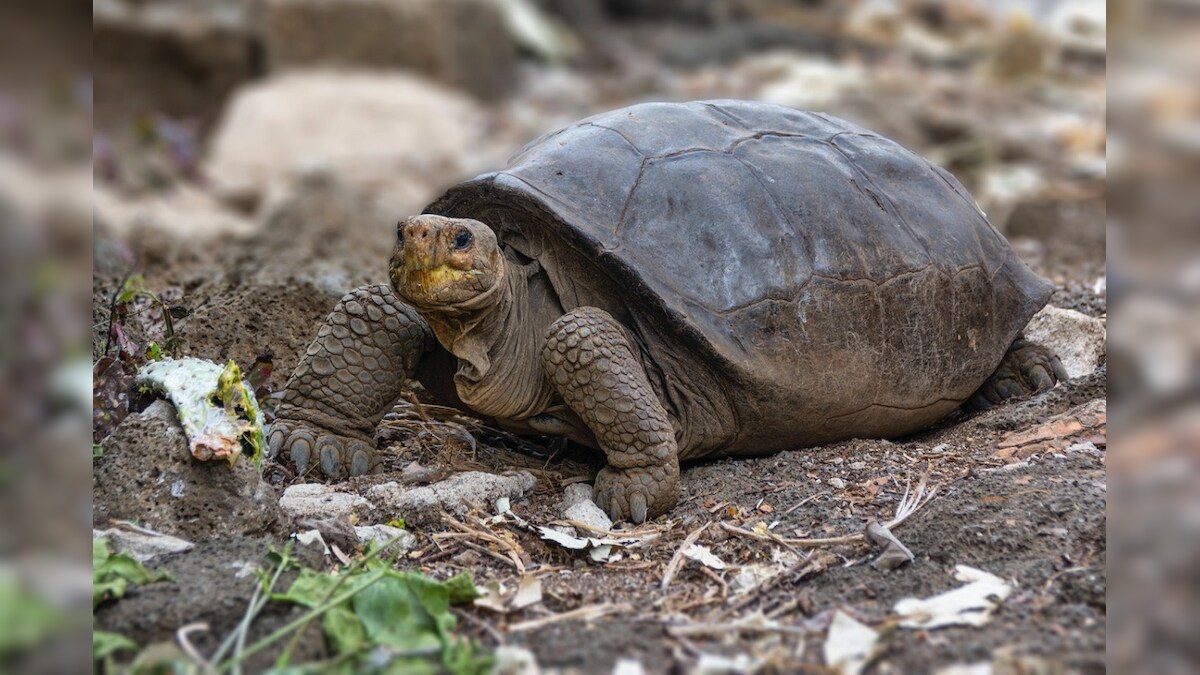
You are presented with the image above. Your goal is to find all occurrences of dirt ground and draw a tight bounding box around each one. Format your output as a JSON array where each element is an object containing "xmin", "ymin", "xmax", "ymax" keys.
[{"xmin": 92, "ymin": 6, "xmax": 1106, "ymax": 673}]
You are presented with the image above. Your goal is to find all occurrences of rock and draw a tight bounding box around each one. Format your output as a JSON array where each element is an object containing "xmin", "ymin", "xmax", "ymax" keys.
[
  {"xmin": 93, "ymin": 401, "xmax": 286, "ymax": 542},
  {"xmin": 1023, "ymin": 306, "xmax": 1106, "ymax": 379},
  {"xmin": 366, "ymin": 471, "xmax": 537, "ymax": 525},
  {"xmin": 93, "ymin": 525, "xmax": 194, "ymax": 564},
  {"xmin": 749, "ymin": 53, "xmax": 867, "ymax": 111},
  {"xmin": 279, "ymin": 483, "xmax": 375, "ymax": 522},
  {"xmin": 262, "ymin": 0, "xmax": 517, "ymax": 100},
  {"xmin": 354, "ymin": 524, "xmax": 418, "ymax": 552},
  {"xmin": 204, "ymin": 72, "xmax": 494, "ymax": 212},
  {"xmin": 93, "ymin": 0, "xmax": 257, "ymax": 129},
  {"xmin": 560, "ymin": 483, "xmax": 612, "ymax": 534}
]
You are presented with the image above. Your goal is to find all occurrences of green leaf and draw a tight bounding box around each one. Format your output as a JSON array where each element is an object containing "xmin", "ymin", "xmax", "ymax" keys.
[
  {"xmin": 273, "ymin": 568, "xmax": 375, "ymax": 609},
  {"xmin": 442, "ymin": 573, "xmax": 481, "ymax": 605},
  {"xmin": 0, "ymin": 580, "xmax": 60, "ymax": 658},
  {"xmin": 352, "ymin": 574, "xmax": 442, "ymax": 652},
  {"xmin": 321, "ymin": 604, "xmax": 366, "ymax": 655},
  {"xmin": 92, "ymin": 630, "xmax": 137, "ymax": 662},
  {"xmin": 146, "ymin": 342, "xmax": 164, "ymax": 361},
  {"xmin": 93, "ymin": 538, "xmax": 174, "ymax": 608}
]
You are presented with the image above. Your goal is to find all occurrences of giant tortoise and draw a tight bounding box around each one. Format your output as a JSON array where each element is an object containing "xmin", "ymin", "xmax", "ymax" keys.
[{"xmin": 268, "ymin": 100, "xmax": 1064, "ymax": 523}]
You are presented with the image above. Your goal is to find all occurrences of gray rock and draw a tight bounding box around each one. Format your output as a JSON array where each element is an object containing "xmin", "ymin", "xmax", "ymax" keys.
[
  {"xmin": 93, "ymin": 401, "xmax": 286, "ymax": 542},
  {"xmin": 559, "ymin": 483, "xmax": 612, "ymax": 534},
  {"xmin": 279, "ymin": 483, "xmax": 375, "ymax": 522},
  {"xmin": 262, "ymin": 0, "xmax": 517, "ymax": 100},
  {"xmin": 93, "ymin": 525, "xmax": 194, "ymax": 563},
  {"xmin": 1023, "ymin": 305, "xmax": 1106, "ymax": 379},
  {"xmin": 366, "ymin": 471, "xmax": 536, "ymax": 525}
]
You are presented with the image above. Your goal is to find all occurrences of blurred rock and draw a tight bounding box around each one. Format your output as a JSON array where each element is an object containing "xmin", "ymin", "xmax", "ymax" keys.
[
  {"xmin": 748, "ymin": 53, "xmax": 867, "ymax": 110},
  {"xmin": 1047, "ymin": 0, "xmax": 1106, "ymax": 61},
  {"xmin": 93, "ymin": 0, "xmax": 259, "ymax": 130},
  {"xmin": 263, "ymin": 0, "xmax": 517, "ymax": 100},
  {"xmin": 366, "ymin": 471, "xmax": 537, "ymax": 525},
  {"xmin": 204, "ymin": 71, "xmax": 493, "ymax": 212},
  {"xmin": 1024, "ymin": 305, "xmax": 1106, "ymax": 379},
  {"xmin": 93, "ymin": 401, "xmax": 286, "ymax": 542},
  {"xmin": 279, "ymin": 483, "xmax": 375, "ymax": 522}
]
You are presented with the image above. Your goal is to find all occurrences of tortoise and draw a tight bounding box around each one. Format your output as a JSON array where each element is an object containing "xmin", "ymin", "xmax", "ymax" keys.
[{"xmin": 268, "ymin": 100, "xmax": 1065, "ymax": 523}]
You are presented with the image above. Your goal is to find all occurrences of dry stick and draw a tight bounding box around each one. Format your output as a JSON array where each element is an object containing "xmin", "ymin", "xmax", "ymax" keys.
[
  {"xmin": 176, "ymin": 623, "xmax": 211, "ymax": 671},
  {"xmin": 666, "ymin": 621, "xmax": 809, "ymax": 638},
  {"xmin": 506, "ymin": 603, "xmax": 631, "ymax": 633},
  {"xmin": 718, "ymin": 556, "xmax": 815, "ymax": 621},
  {"xmin": 661, "ymin": 522, "xmax": 711, "ymax": 591},
  {"xmin": 456, "ymin": 539, "xmax": 524, "ymax": 572},
  {"xmin": 452, "ymin": 607, "xmax": 505, "ymax": 646},
  {"xmin": 443, "ymin": 513, "xmax": 526, "ymax": 570},
  {"xmin": 720, "ymin": 477, "xmax": 938, "ymax": 549}
]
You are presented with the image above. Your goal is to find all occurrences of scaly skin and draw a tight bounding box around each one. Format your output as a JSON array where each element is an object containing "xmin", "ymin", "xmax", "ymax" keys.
[
  {"xmin": 269, "ymin": 284, "xmax": 431, "ymax": 478},
  {"xmin": 542, "ymin": 307, "xmax": 680, "ymax": 524},
  {"xmin": 966, "ymin": 337, "xmax": 1068, "ymax": 411}
]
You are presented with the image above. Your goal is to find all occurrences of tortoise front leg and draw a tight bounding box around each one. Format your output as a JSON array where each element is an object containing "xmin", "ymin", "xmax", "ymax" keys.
[
  {"xmin": 542, "ymin": 307, "xmax": 680, "ymax": 524},
  {"xmin": 269, "ymin": 284, "xmax": 432, "ymax": 478}
]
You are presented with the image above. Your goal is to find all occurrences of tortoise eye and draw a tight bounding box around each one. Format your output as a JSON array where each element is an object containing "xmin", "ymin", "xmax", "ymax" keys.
[
  {"xmin": 396, "ymin": 222, "xmax": 406, "ymax": 244},
  {"xmin": 452, "ymin": 230, "xmax": 473, "ymax": 250}
]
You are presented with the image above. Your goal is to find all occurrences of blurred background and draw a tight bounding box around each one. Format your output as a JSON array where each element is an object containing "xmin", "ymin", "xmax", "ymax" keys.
[{"xmin": 0, "ymin": 0, "xmax": 1167, "ymax": 670}]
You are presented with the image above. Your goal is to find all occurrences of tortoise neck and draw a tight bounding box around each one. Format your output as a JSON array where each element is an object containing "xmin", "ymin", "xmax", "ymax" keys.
[{"xmin": 425, "ymin": 254, "xmax": 557, "ymax": 421}]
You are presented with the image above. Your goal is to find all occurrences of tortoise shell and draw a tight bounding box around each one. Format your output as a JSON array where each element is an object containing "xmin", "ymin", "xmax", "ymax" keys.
[{"xmin": 425, "ymin": 100, "xmax": 1051, "ymax": 458}]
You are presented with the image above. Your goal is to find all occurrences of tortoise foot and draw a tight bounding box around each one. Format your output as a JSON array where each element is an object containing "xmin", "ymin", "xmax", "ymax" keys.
[
  {"xmin": 593, "ymin": 463, "xmax": 679, "ymax": 525},
  {"xmin": 268, "ymin": 419, "xmax": 380, "ymax": 479},
  {"xmin": 967, "ymin": 337, "xmax": 1069, "ymax": 411}
]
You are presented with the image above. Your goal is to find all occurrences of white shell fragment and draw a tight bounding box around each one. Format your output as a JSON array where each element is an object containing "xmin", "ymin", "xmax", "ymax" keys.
[
  {"xmin": 894, "ymin": 565, "xmax": 1014, "ymax": 629},
  {"xmin": 823, "ymin": 610, "xmax": 881, "ymax": 675},
  {"xmin": 135, "ymin": 358, "xmax": 265, "ymax": 466}
]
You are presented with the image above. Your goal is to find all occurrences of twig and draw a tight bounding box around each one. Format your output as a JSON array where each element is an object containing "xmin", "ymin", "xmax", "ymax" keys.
[
  {"xmin": 176, "ymin": 623, "xmax": 211, "ymax": 671},
  {"xmin": 452, "ymin": 607, "xmax": 505, "ymax": 646},
  {"xmin": 783, "ymin": 492, "xmax": 825, "ymax": 515},
  {"xmin": 661, "ymin": 522, "xmax": 710, "ymax": 591},
  {"xmin": 506, "ymin": 603, "xmax": 631, "ymax": 633},
  {"xmin": 665, "ymin": 620, "xmax": 809, "ymax": 638},
  {"xmin": 456, "ymin": 539, "xmax": 523, "ymax": 572}
]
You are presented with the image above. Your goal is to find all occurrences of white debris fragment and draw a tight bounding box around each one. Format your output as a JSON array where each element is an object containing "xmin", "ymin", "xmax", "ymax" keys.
[
  {"xmin": 894, "ymin": 565, "xmax": 1014, "ymax": 629},
  {"xmin": 512, "ymin": 576, "xmax": 543, "ymax": 610},
  {"xmin": 136, "ymin": 358, "xmax": 266, "ymax": 466},
  {"xmin": 538, "ymin": 526, "xmax": 652, "ymax": 563},
  {"xmin": 823, "ymin": 610, "xmax": 881, "ymax": 675},
  {"xmin": 934, "ymin": 664, "xmax": 993, "ymax": 675},
  {"xmin": 293, "ymin": 529, "xmax": 329, "ymax": 554},
  {"xmin": 611, "ymin": 658, "xmax": 646, "ymax": 675},
  {"xmin": 490, "ymin": 645, "xmax": 540, "ymax": 675},
  {"xmin": 694, "ymin": 652, "xmax": 763, "ymax": 674},
  {"xmin": 682, "ymin": 544, "xmax": 727, "ymax": 571}
]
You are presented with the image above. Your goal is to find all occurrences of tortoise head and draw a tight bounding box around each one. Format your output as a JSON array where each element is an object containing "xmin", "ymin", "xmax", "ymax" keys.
[{"xmin": 389, "ymin": 215, "xmax": 506, "ymax": 310}]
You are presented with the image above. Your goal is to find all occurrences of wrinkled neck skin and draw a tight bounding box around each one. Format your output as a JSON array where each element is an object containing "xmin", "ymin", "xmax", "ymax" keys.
[{"xmin": 419, "ymin": 253, "xmax": 558, "ymax": 422}]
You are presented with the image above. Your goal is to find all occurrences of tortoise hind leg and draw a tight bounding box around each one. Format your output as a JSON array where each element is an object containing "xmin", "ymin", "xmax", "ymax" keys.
[
  {"xmin": 542, "ymin": 307, "xmax": 680, "ymax": 524},
  {"xmin": 269, "ymin": 284, "xmax": 431, "ymax": 478},
  {"xmin": 966, "ymin": 336, "xmax": 1068, "ymax": 411}
]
